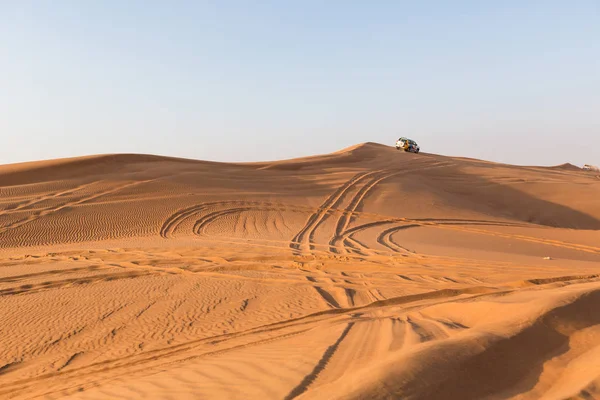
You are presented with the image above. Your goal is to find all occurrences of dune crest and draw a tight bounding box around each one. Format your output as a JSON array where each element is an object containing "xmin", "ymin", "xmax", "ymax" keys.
[
  {"xmin": 1, "ymin": 143, "xmax": 599, "ymax": 399},
  {"xmin": 549, "ymin": 162, "xmax": 582, "ymax": 171}
]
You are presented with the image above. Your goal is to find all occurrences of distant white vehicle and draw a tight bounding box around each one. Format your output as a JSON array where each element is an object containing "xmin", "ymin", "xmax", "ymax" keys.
[{"xmin": 583, "ymin": 164, "xmax": 599, "ymax": 172}]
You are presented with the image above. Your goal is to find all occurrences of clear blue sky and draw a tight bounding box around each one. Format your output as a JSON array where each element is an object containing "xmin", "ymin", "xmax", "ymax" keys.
[{"xmin": 1, "ymin": 1, "xmax": 598, "ymax": 166}]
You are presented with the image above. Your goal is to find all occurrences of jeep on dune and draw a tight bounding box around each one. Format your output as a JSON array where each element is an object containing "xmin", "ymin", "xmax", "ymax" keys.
[{"xmin": 396, "ymin": 137, "xmax": 420, "ymax": 153}]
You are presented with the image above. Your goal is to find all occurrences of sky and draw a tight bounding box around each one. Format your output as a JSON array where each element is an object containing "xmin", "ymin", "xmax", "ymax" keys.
[{"xmin": 1, "ymin": 1, "xmax": 598, "ymax": 166}]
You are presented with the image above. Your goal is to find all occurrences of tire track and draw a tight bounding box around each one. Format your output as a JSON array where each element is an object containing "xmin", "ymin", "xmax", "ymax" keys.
[
  {"xmin": 375, "ymin": 218, "xmax": 600, "ymax": 255},
  {"xmin": 305, "ymin": 277, "xmax": 342, "ymax": 309},
  {"xmin": 2, "ymin": 276, "xmax": 598, "ymax": 399},
  {"xmin": 56, "ymin": 352, "xmax": 84, "ymax": 372},
  {"xmin": 438, "ymin": 225, "xmax": 600, "ymax": 255},
  {"xmin": 160, "ymin": 204, "xmax": 208, "ymax": 238},
  {"xmin": 194, "ymin": 208, "xmax": 262, "ymax": 236},
  {"xmin": 377, "ymin": 224, "xmax": 421, "ymax": 254},
  {"xmin": 158, "ymin": 165, "xmax": 599, "ymax": 258},
  {"xmin": 0, "ymin": 181, "xmax": 149, "ymax": 236},
  {"xmin": 160, "ymin": 201, "xmax": 263, "ymax": 238},
  {"xmin": 161, "ymin": 201, "xmax": 294, "ymax": 238},
  {"xmin": 0, "ymin": 181, "xmax": 97, "ymax": 216},
  {"xmin": 290, "ymin": 171, "xmax": 380, "ymax": 254},
  {"xmin": 339, "ymin": 218, "xmax": 559, "ymax": 255},
  {"xmin": 327, "ymin": 161, "xmax": 453, "ymax": 255},
  {"xmin": 193, "ymin": 206, "xmax": 294, "ymax": 237},
  {"xmin": 0, "ymin": 265, "xmax": 105, "ymax": 284},
  {"xmin": 329, "ymin": 171, "xmax": 400, "ymax": 254},
  {"xmin": 343, "ymin": 236, "xmax": 376, "ymax": 256},
  {"xmin": 376, "ymin": 220, "xmax": 529, "ymax": 255},
  {"xmin": 284, "ymin": 322, "xmax": 355, "ymax": 400},
  {"xmin": 0, "ymin": 270, "xmax": 155, "ymax": 297}
]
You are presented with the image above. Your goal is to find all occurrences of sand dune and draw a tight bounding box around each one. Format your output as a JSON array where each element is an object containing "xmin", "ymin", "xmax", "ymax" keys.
[{"xmin": 1, "ymin": 142, "xmax": 599, "ymax": 399}]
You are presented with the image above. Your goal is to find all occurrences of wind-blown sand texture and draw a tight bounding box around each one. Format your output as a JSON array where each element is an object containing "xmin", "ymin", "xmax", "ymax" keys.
[{"xmin": 1, "ymin": 143, "xmax": 600, "ymax": 399}]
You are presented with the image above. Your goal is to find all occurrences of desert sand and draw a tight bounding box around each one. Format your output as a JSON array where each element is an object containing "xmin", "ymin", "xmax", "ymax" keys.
[{"xmin": 1, "ymin": 142, "xmax": 600, "ymax": 400}]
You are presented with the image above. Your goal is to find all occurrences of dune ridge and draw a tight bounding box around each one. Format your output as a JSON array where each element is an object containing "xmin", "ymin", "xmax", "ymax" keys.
[{"xmin": 1, "ymin": 142, "xmax": 599, "ymax": 399}]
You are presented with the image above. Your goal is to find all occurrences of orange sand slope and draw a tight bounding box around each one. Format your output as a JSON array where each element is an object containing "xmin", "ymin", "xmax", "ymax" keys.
[{"xmin": 1, "ymin": 143, "xmax": 600, "ymax": 400}]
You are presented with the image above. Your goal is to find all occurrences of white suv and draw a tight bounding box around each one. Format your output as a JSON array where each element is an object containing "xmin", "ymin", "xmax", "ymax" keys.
[{"xmin": 396, "ymin": 137, "xmax": 420, "ymax": 153}]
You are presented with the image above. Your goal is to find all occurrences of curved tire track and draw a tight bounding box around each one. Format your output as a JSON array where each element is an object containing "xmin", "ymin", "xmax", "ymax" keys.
[
  {"xmin": 290, "ymin": 171, "xmax": 381, "ymax": 254},
  {"xmin": 329, "ymin": 171, "xmax": 400, "ymax": 254}
]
